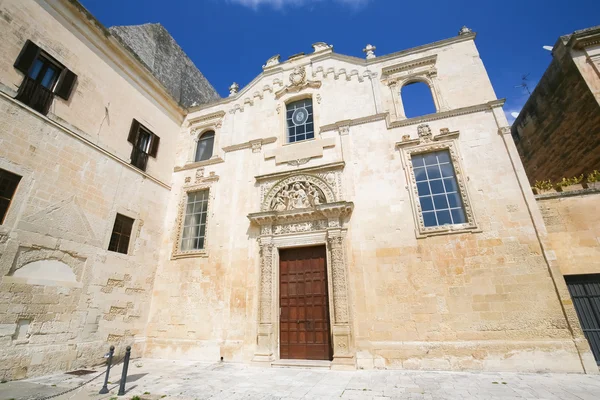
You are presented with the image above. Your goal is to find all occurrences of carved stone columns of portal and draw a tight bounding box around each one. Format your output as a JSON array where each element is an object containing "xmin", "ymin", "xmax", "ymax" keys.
[
  {"xmin": 326, "ymin": 230, "xmax": 354, "ymax": 368},
  {"xmin": 254, "ymin": 237, "xmax": 275, "ymax": 362}
]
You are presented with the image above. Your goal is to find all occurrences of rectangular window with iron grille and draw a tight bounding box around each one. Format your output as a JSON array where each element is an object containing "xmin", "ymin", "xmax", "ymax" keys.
[
  {"xmin": 286, "ymin": 98, "xmax": 314, "ymax": 143},
  {"xmin": 0, "ymin": 169, "xmax": 22, "ymax": 224},
  {"xmin": 181, "ymin": 189, "xmax": 209, "ymax": 251},
  {"xmin": 13, "ymin": 40, "xmax": 77, "ymax": 115},
  {"xmin": 108, "ymin": 214, "xmax": 134, "ymax": 254},
  {"xmin": 127, "ymin": 119, "xmax": 160, "ymax": 172},
  {"xmin": 411, "ymin": 150, "xmax": 466, "ymax": 227}
]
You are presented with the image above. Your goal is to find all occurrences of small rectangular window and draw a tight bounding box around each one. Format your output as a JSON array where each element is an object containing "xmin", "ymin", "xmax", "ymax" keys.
[
  {"xmin": 411, "ymin": 150, "xmax": 466, "ymax": 227},
  {"xmin": 108, "ymin": 214, "xmax": 134, "ymax": 254},
  {"xmin": 181, "ymin": 190, "xmax": 209, "ymax": 251},
  {"xmin": 0, "ymin": 169, "xmax": 22, "ymax": 224},
  {"xmin": 286, "ymin": 98, "xmax": 314, "ymax": 143},
  {"xmin": 128, "ymin": 119, "xmax": 160, "ymax": 171}
]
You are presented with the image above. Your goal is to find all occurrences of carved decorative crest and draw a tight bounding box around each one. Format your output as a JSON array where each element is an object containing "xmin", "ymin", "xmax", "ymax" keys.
[
  {"xmin": 289, "ymin": 66, "xmax": 307, "ymax": 87},
  {"xmin": 417, "ymin": 124, "xmax": 433, "ymax": 142}
]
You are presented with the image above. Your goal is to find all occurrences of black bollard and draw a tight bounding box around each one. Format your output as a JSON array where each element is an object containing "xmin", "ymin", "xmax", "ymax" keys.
[
  {"xmin": 117, "ymin": 346, "xmax": 131, "ymax": 396},
  {"xmin": 99, "ymin": 345, "xmax": 115, "ymax": 394}
]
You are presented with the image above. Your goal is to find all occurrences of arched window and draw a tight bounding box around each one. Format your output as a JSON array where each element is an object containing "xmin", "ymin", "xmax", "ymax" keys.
[
  {"xmin": 195, "ymin": 131, "xmax": 215, "ymax": 162},
  {"xmin": 401, "ymin": 81, "xmax": 436, "ymax": 119}
]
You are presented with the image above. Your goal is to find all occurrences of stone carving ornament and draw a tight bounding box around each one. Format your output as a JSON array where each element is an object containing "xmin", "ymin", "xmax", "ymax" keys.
[
  {"xmin": 262, "ymin": 174, "xmax": 335, "ymax": 212},
  {"xmin": 269, "ymin": 181, "xmax": 325, "ymax": 211}
]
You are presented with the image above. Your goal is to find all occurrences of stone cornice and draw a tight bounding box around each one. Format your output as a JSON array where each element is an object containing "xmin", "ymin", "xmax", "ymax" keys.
[
  {"xmin": 222, "ymin": 137, "xmax": 277, "ymax": 153},
  {"xmin": 366, "ymin": 33, "xmax": 476, "ymax": 65},
  {"xmin": 49, "ymin": 0, "xmax": 186, "ymax": 123},
  {"xmin": 320, "ymin": 113, "xmax": 389, "ymax": 133},
  {"xmin": 248, "ymin": 201, "xmax": 354, "ymax": 225},
  {"xmin": 255, "ymin": 161, "xmax": 345, "ymax": 182},
  {"xmin": 0, "ymin": 91, "xmax": 171, "ymax": 190},
  {"xmin": 381, "ymin": 55, "xmax": 437, "ymax": 77},
  {"xmin": 187, "ymin": 111, "xmax": 226, "ymax": 127},
  {"xmin": 389, "ymin": 99, "xmax": 505, "ymax": 128},
  {"xmin": 320, "ymin": 100, "xmax": 504, "ymax": 133},
  {"xmin": 173, "ymin": 156, "xmax": 225, "ymax": 172},
  {"xmin": 186, "ymin": 34, "xmax": 477, "ymax": 115}
]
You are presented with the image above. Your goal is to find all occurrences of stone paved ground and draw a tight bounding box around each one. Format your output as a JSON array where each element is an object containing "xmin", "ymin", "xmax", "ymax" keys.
[{"xmin": 1, "ymin": 359, "xmax": 600, "ymax": 400}]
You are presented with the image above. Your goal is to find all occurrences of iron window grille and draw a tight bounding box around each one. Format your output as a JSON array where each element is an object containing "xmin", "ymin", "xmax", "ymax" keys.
[
  {"xmin": 286, "ymin": 99, "xmax": 314, "ymax": 143},
  {"xmin": 0, "ymin": 169, "xmax": 22, "ymax": 224},
  {"xmin": 108, "ymin": 214, "xmax": 134, "ymax": 254}
]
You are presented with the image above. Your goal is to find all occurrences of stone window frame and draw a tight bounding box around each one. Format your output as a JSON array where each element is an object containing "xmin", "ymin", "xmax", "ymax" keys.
[
  {"xmin": 185, "ymin": 111, "xmax": 225, "ymax": 168},
  {"xmin": 382, "ymin": 55, "xmax": 448, "ymax": 120},
  {"xmin": 171, "ymin": 179, "xmax": 216, "ymax": 259},
  {"xmin": 278, "ymin": 92, "xmax": 321, "ymax": 147},
  {"xmin": 400, "ymin": 138, "xmax": 478, "ymax": 238},
  {"xmin": 0, "ymin": 160, "xmax": 30, "ymax": 234}
]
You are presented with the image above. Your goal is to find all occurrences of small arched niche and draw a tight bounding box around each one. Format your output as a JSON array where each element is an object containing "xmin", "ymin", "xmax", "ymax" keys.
[
  {"xmin": 401, "ymin": 81, "xmax": 437, "ymax": 118},
  {"xmin": 11, "ymin": 259, "xmax": 78, "ymax": 287},
  {"xmin": 195, "ymin": 131, "xmax": 215, "ymax": 162}
]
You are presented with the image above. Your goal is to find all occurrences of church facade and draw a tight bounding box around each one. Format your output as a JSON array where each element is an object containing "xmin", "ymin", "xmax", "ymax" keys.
[{"xmin": 0, "ymin": 0, "xmax": 598, "ymax": 380}]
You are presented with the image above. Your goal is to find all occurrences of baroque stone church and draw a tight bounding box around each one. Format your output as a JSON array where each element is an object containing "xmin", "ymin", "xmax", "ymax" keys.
[{"xmin": 1, "ymin": 0, "xmax": 599, "ymax": 380}]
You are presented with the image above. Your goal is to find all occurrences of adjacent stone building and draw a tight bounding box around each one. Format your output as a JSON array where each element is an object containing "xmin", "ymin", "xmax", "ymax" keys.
[
  {"xmin": 1, "ymin": 0, "xmax": 598, "ymax": 380},
  {"xmin": 511, "ymin": 26, "xmax": 600, "ymax": 184}
]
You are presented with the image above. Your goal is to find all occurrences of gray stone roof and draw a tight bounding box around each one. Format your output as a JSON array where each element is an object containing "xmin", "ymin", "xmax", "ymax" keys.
[{"xmin": 109, "ymin": 23, "xmax": 220, "ymax": 108}]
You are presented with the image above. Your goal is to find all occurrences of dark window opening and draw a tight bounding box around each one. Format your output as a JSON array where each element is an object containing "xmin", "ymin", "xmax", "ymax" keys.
[
  {"xmin": 195, "ymin": 131, "xmax": 215, "ymax": 162},
  {"xmin": 0, "ymin": 169, "xmax": 22, "ymax": 224},
  {"xmin": 286, "ymin": 98, "xmax": 314, "ymax": 143},
  {"xmin": 13, "ymin": 40, "xmax": 77, "ymax": 115},
  {"xmin": 401, "ymin": 81, "xmax": 436, "ymax": 119},
  {"xmin": 127, "ymin": 119, "xmax": 160, "ymax": 172},
  {"xmin": 108, "ymin": 214, "xmax": 134, "ymax": 254}
]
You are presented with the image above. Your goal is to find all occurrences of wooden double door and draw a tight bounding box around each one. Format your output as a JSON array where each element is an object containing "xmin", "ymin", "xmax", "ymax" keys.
[{"xmin": 279, "ymin": 245, "xmax": 332, "ymax": 361}]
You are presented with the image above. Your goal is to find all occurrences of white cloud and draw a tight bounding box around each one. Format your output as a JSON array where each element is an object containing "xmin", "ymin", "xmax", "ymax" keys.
[{"xmin": 228, "ymin": 0, "xmax": 370, "ymax": 9}]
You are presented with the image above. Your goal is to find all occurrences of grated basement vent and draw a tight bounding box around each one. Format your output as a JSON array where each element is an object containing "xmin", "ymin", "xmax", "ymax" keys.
[{"xmin": 65, "ymin": 370, "xmax": 96, "ymax": 376}]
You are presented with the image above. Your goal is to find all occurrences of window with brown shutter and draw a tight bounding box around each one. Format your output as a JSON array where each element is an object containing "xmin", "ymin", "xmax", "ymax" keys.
[
  {"xmin": 13, "ymin": 40, "xmax": 77, "ymax": 115},
  {"xmin": 0, "ymin": 169, "xmax": 22, "ymax": 224},
  {"xmin": 108, "ymin": 214, "xmax": 134, "ymax": 254},
  {"xmin": 128, "ymin": 119, "xmax": 160, "ymax": 171}
]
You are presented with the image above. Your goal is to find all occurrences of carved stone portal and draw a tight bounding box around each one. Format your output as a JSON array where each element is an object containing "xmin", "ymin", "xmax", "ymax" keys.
[{"xmin": 249, "ymin": 171, "xmax": 354, "ymax": 368}]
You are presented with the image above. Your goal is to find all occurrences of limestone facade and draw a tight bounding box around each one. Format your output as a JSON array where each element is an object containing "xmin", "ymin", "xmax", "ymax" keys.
[{"xmin": 1, "ymin": 1, "xmax": 599, "ymax": 381}]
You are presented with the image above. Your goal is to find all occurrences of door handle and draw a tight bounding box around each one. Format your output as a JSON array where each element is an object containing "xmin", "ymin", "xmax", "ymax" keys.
[{"xmin": 296, "ymin": 320, "xmax": 306, "ymax": 324}]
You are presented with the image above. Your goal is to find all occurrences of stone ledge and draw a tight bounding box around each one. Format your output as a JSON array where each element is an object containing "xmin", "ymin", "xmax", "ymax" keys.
[{"xmin": 535, "ymin": 186, "xmax": 600, "ymax": 201}]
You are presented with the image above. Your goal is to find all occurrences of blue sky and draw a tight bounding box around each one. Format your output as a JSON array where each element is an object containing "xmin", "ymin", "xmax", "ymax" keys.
[{"xmin": 80, "ymin": 0, "xmax": 599, "ymax": 123}]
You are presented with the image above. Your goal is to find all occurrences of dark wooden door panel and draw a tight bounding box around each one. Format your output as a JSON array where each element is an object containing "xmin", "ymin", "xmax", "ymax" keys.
[
  {"xmin": 566, "ymin": 274, "xmax": 600, "ymax": 365},
  {"xmin": 280, "ymin": 246, "xmax": 332, "ymax": 361}
]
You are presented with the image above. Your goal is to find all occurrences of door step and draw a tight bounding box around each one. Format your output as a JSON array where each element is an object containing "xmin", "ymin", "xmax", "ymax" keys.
[{"xmin": 272, "ymin": 359, "xmax": 331, "ymax": 369}]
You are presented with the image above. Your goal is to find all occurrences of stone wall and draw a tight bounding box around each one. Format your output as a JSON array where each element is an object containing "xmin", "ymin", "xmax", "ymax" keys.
[
  {"xmin": 537, "ymin": 188, "xmax": 600, "ymax": 276},
  {"xmin": 110, "ymin": 23, "xmax": 220, "ymax": 108},
  {"xmin": 511, "ymin": 40, "xmax": 600, "ymax": 184},
  {"xmin": 0, "ymin": 0, "xmax": 184, "ymax": 380}
]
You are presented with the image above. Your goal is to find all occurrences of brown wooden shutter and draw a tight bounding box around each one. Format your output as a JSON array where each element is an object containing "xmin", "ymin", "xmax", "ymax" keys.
[
  {"xmin": 127, "ymin": 120, "xmax": 140, "ymax": 144},
  {"xmin": 55, "ymin": 69, "xmax": 77, "ymax": 100},
  {"xmin": 14, "ymin": 40, "xmax": 40, "ymax": 74},
  {"xmin": 149, "ymin": 134, "xmax": 160, "ymax": 158}
]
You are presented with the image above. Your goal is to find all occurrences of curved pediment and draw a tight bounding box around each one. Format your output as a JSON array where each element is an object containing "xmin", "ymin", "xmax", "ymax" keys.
[{"xmin": 263, "ymin": 174, "xmax": 335, "ymax": 212}]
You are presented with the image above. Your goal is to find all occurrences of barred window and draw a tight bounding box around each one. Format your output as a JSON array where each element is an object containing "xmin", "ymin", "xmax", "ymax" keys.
[
  {"xmin": 181, "ymin": 190, "xmax": 209, "ymax": 251},
  {"xmin": 411, "ymin": 150, "xmax": 466, "ymax": 227},
  {"xmin": 286, "ymin": 99, "xmax": 314, "ymax": 143}
]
